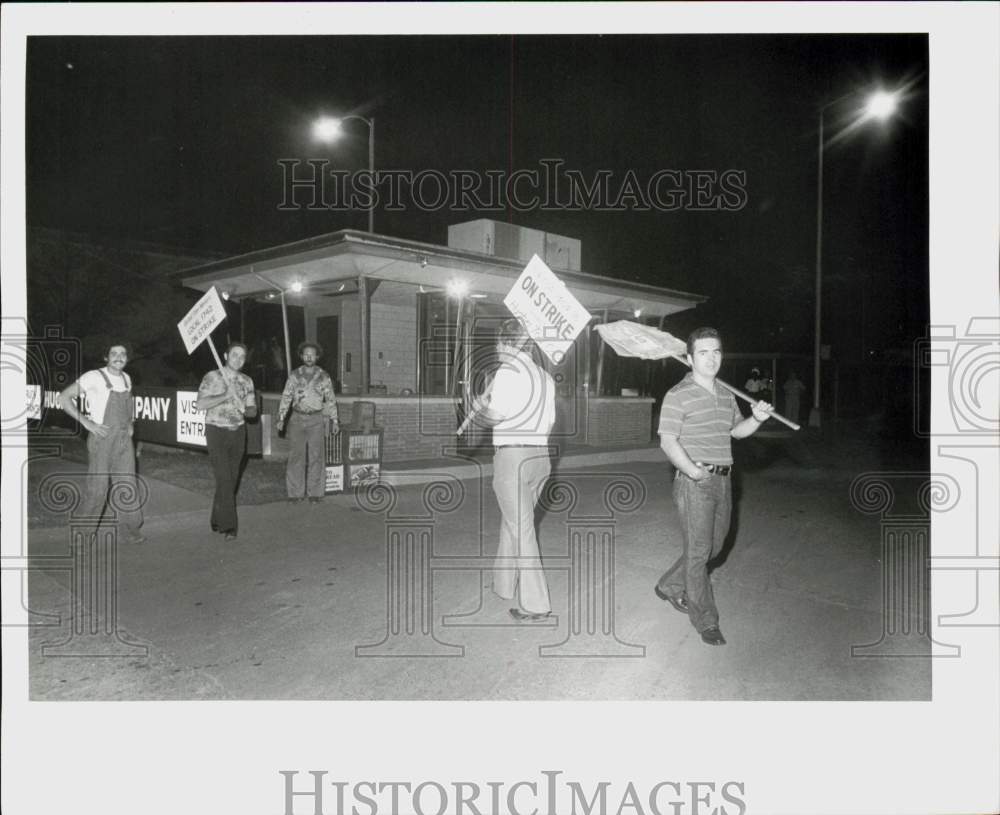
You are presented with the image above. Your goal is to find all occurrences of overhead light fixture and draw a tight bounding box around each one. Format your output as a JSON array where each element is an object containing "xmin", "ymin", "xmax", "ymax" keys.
[
  {"xmin": 470, "ymin": 293, "xmax": 488, "ymax": 299},
  {"xmin": 290, "ymin": 281, "xmax": 304, "ymax": 293},
  {"xmin": 337, "ymin": 283, "xmax": 346, "ymax": 292},
  {"xmin": 446, "ymin": 279, "xmax": 469, "ymax": 299},
  {"xmin": 266, "ymin": 292, "xmax": 276, "ymax": 300},
  {"xmin": 633, "ymin": 309, "xmax": 643, "ymax": 318},
  {"xmin": 220, "ymin": 291, "xmax": 231, "ymax": 301}
]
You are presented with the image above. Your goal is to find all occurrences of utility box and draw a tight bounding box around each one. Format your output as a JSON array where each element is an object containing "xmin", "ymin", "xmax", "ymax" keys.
[
  {"xmin": 340, "ymin": 401, "xmax": 383, "ymax": 489},
  {"xmin": 447, "ymin": 219, "xmax": 581, "ymax": 272}
]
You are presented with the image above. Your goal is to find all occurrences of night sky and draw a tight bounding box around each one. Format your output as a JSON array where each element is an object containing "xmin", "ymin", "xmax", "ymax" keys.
[{"xmin": 25, "ymin": 34, "xmax": 928, "ymax": 357}]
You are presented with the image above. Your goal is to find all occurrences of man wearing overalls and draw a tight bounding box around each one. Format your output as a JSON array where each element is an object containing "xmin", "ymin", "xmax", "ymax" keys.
[{"xmin": 59, "ymin": 342, "xmax": 145, "ymax": 543}]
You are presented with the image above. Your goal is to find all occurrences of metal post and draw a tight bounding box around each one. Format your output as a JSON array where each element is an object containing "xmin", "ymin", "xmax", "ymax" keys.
[
  {"xmin": 595, "ymin": 309, "xmax": 608, "ymax": 397},
  {"xmin": 449, "ymin": 297, "xmax": 466, "ymax": 398},
  {"xmin": 809, "ymin": 110, "xmax": 825, "ymax": 428},
  {"xmin": 771, "ymin": 357, "xmax": 778, "ymax": 411},
  {"xmin": 367, "ymin": 117, "xmax": 375, "ymax": 234},
  {"xmin": 444, "ymin": 297, "xmax": 450, "ymax": 394},
  {"xmin": 279, "ymin": 291, "xmax": 292, "ymax": 376},
  {"xmin": 359, "ymin": 276, "xmax": 370, "ymax": 394}
]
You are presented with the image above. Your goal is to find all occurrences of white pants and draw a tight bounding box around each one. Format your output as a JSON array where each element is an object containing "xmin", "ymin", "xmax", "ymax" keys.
[{"xmin": 491, "ymin": 446, "xmax": 552, "ymax": 614}]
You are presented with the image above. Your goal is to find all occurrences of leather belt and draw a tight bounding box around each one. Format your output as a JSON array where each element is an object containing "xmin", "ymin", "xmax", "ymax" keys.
[
  {"xmin": 495, "ymin": 444, "xmax": 546, "ymax": 450},
  {"xmin": 695, "ymin": 461, "xmax": 732, "ymax": 476},
  {"xmin": 294, "ymin": 409, "xmax": 323, "ymax": 415}
]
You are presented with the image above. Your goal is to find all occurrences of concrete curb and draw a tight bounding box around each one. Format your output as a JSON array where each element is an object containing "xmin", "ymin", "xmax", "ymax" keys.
[{"xmin": 379, "ymin": 446, "xmax": 663, "ymax": 487}]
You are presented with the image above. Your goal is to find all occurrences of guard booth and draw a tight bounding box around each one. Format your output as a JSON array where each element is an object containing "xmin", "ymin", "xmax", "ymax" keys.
[
  {"xmin": 174, "ymin": 222, "xmax": 706, "ymax": 460},
  {"xmin": 324, "ymin": 401, "xmax": 383, "ymax": 493}
]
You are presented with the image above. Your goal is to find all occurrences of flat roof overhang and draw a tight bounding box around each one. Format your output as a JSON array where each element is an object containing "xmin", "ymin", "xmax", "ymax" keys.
[{"xmin": 173, "ymin": 229, "xmax": 706, "ymax": 316}]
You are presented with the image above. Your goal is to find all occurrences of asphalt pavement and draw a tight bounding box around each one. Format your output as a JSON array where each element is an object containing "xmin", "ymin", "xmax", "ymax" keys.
[{"xmin": 25, "ymin": 426, "xmax": 931, "ymax": 700}]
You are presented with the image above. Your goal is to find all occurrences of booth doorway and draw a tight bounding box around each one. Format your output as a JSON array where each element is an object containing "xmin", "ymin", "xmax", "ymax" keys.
[{"xmin": 316, "ymin": 315, "xmax": 340, "ymax": 386}]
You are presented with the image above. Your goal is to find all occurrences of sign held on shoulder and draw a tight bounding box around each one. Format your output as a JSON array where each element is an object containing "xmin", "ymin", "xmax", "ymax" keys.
[{"xmin": 503, "ymin": 254, "xmax": 590, "ymax": 364}]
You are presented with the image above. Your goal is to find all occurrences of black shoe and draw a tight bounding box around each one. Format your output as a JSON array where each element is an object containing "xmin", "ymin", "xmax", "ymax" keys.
[
  {"xmin": 509, "ymin": 608, "xmax": 551, "ymax": 622},
  {"xmin": 654, "ymin": 585, "xmax": 688, "ymax": 614},
  {"xmin": 125, "ymin": 532, "xmax": 147, "ymax": 545},
  {"xmin": 287, "ymin": 497, "xmax": 304, "ymax": 504},
  {"xmin": 223, "ymin": 532, "xmax": 238, "ymax": 541},
  {"xmin": 308, "ymin": 497, "xmax": 323, "ymax": 504},
  {"xmin": 700, "ymin": 627, "xmax": 726, "ymax": 646}
]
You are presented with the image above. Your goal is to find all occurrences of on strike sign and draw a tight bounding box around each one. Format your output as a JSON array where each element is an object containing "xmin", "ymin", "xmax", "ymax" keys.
[
  {"xmin": 178, "ymin": 286, "xmax": 227, "ymax": 355},
  {"xmin": 503, "ymin": 254, "xmax": 590, "ymax": 364}
]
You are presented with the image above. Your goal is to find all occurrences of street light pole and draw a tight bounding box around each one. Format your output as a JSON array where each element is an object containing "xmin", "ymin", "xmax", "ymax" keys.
[
  {"xmin": 367, "ymin": 117, "xmax": 375, "ymax": 234},
  {"xmin": 809, "ymin": 109, "xmax": 826, "ymax": 428},
  {"xmin": 808, "ymin": 88, "xmax": 900, "ymax": 429},
  {"xmin": 313, "ymin": 114, "xmax": 375, "ymax": 233}
]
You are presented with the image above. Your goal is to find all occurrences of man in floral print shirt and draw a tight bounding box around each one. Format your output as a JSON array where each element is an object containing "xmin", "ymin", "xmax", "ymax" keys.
[
  {"xmin": 276, "ymin": 341, "xmax": 339, "ymax": 504},
  {"xmin": 195, "ymin": 342, "xmax": 257, "ymax": 540}
]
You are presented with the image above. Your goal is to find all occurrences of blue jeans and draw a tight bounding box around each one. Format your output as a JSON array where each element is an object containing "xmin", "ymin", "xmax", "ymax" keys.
[{"xmin": 657, "ymin": 471, "xmax": 732, "ymax": 632}]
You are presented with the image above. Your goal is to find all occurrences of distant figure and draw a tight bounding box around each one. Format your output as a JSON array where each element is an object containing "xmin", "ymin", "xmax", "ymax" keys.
[
  {"xmin": 783, "ymin": 370, "xmax": 806, "ymax": 425},
  {"xmin": 269, "ymin": 336, "xmax": 286, "ymax": 389},
  {"xmin": 743, "ymin": 367, "xmax": 763, "ymax": 415},
  {"xmin": 276, "ymin": 341, "xmax": 339, "ymax": 505},
  {"xmin": 760, "ymin": 374, "xmax": 774, "ymax": 405},
  {"xmin": 58, "ymin": 341, "xmax": 145, "ymax": 544}
]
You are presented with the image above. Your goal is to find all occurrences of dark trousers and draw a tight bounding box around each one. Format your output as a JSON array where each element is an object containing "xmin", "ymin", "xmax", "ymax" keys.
[
  {"xmin": 657, "ymin": 471, "xmax": 732, "ymax": 632},
  {"xmin": 206, "ymin": 424, "xmax": 245, "ymax": 533}
]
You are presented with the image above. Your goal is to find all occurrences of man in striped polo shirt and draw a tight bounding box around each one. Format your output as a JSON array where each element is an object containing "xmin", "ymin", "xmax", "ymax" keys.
[{"xmin": 654, "ymin": 327, "xmax": 773, "ymax": 646}]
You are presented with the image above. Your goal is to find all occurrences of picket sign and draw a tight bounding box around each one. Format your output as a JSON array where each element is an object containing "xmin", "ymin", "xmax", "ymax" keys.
[
  {"xmin": 595, "ymin": 321, "xmax": 801, "ymax": 431},
  {"xmin": 502, "ymin": 254, "xmax": 590, "ymax": 365},
  {"xmin": 177, "ymin": 285, "xmax": 227, "ymax": 370},
  {"xmin": 458, "ymin": 256, "xmax": 588, "ymax": 436}
]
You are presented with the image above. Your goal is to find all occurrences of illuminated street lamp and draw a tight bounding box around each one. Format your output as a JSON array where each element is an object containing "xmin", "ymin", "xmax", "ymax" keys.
[
  {"xmin": 809, "ymin": 87, "xmax": 901, "ymax": 428},
  {"xmin": 313, "ymin": 114, "xmax": 375, "ymax": 233}
]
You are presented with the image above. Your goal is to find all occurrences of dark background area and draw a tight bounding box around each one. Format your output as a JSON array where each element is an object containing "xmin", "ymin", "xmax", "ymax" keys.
[{"xmin": 25, "ymin": 34, "xmax": 928, "ymax": 424}]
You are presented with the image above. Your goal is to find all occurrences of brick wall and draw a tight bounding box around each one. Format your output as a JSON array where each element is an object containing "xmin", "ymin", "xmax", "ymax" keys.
[
  {"xmin": 261, "ymin": 394, "xmax": 459, "ymax": 463},
  {"xmin": 586, "ymin": 398, "xmax": 654, "ymax": 446}
]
